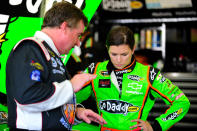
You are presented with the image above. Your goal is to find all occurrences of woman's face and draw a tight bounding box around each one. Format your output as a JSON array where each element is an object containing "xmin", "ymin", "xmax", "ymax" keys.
[{"xmin": 108, "ymin": 44, "xmax": 133, "ymax": 69}]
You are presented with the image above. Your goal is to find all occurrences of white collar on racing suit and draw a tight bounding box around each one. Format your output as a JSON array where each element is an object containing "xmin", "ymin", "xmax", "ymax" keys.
[{"xmin": 34, "ymin": 31, "xmax": 61, "ymax": 57}]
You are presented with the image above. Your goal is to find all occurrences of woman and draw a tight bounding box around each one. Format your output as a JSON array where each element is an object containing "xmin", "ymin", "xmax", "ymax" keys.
[{"xmin": 75, "ymin": 26, "xmax": 190, "ymax": 131}]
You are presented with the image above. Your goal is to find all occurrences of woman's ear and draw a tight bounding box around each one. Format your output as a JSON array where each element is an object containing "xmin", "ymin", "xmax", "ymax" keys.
[
  {"xmin": 106, "ymin": 45, "xmax": 109, "ymax": 50},
  {"xmin": 132, "ymin": 45, "xmax": 136, "ymax": 54}
]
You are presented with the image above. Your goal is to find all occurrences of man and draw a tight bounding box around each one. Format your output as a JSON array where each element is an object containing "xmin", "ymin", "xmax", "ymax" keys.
[{"xmin": 6, "ymin": 1, "xmax": 106, "ymax": 130}]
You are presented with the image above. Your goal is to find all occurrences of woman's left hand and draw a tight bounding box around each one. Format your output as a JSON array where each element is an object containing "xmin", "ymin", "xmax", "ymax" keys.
[{"xmin": 130, "ymin": 119, "xmax": 153, "ymax": 131}]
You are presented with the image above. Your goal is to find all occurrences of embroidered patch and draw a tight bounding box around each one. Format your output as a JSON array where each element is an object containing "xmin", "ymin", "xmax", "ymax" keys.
[
  {"xmin": 30, "ymin": 60, "xmax": 44, "ymax": 71},
  {"xmin": 127, "ymin": 75, "xmax": 144, "ymax": 81},
  {"xmin": 99, "ymin": 100, "xmax": 140, "ymax": 115},
  {"xmin": 162, "ymin": 108, "xmax": 183, "ymax": 121},
  {"xmin": 0, "ymin": 111, "xmax": 8, "ymax": 124},
  {"xmin": 60, "ymin": 117, "xmax": 70, "ymax": 129},
  {"xmin": 51, "ymin": 57, "xmax": 57, "ymax": 67},
  {"xmin": 47, "ymin": 48, "xmax": 55, "ymax": 57},
  {"xmin": 62, "ymin": 104, "xmax": 75, "ymax": 125},
  {"xmin": 88, "ymin": 63, "xmax": 95, "ymax": 73},
  {"xmin": 115, "ymin": 69, "xmax": 132, "ymax": 75},
  {"xmin": 99, "ymin": 79, "xmax": 111, "ymax": 88},
  {"xmin": 52, "ymin": 69, "xmax": 64, "ymax": 75},
  {"xmin": 30, "ymin": 70, "xmax": 41, "ymax": 81},
  {"xmin": 160, "ymin": 76, "xmax": 166, "ymax": 83},
  {"xmin": 175, "ymin": 93, "xmax": 184, "ymax": 100},
  {"xmin": 100, "ymin": 71, "xmax": 109, "ymax": 77},
  {"xmin": 126, "ymin": 83, "xmax": 143, "ymax": 95},
  {"xmin": 150, "ymin": 68, "xmax": 156, "ymax": 80}
]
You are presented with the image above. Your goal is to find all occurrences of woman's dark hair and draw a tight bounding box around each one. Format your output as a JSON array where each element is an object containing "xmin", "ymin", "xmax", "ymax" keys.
[
  {"xmin": 42, "ymin": 1, "xmax": 88, "ymax": 29},
  {"xmin": 106, "ymin": 26, "xmax": 135, "ymax": 50}
]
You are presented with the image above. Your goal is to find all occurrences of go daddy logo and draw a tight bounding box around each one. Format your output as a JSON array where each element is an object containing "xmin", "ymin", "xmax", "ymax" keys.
[
  {"xmin": 99, "ymin": 100, "xmax": 140, "ymax": 115},
  {"xmin": 162, "ymin": 108, "xmax": 183, "ymax": 121}
]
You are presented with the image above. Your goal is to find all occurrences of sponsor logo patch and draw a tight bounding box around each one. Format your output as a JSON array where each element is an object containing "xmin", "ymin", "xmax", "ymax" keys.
[
  {"xmin": 30, "ymin": 70, "xmax": 41, "ymax": 81},
  {"xmin": 89, "ymin": 63, "xmax": 95, "ymax": 73},
  {"xmin": 62, "ymin": 104, "xmax": 75, "ymax": 125},
  {"xmin": 160, "ymin": 76, "xmax": 166, "ymax": 83},
  {"xmin": 175, "ymin": 93, "xmax": 184, "ymax": 100},
  {"xmin": 60, "ymin": 117, "xmax": 70, "ymax": 129},
  {"xmin": 128, "ymin": 83, "xmax": 142, "ymax": 90},
  {"xmin": 47, "ymin": 49, "xmax": 55, "ymax": 57},
  {"xmin": 52, "ymin": 69, "xmax": 64, "ymax": 75},
  {"xmin": 51, "ymin": 57, "xmax": 57, "ymax": 67},
  {"xmin": 0, "ymin": 112, "xmax": 7, "ymax": 119},
  {"xmin": 130, "ymin": 1, "xmax": 143, "ymax": 9},
  {"xmin": 99, "ymin": 79, "xmax": 111, "ymax": 88},
  {"xmin": 99, "ymin": 100, "xmax": 140, "ymax": 115},
  {"xmin": 166, "ymin": 80, "xmax": 173, "ymax": 88},
  {"xmin": 127, "ymin": 75, "xmax": 144, "ymax": 81},
  {"xmin": 30, "ymin": 60, "xmax": 44, "ymax": 71},
  {"xmin": 0, "ymin": 111, "xmax": 8, "ymax": 124},
  {"xmin": 100, "ymin": 71, "xmax": 109, "ymax": 76},
  {"xmin": 157, "ymin": 73, "xmax": 162, "ymax": 80},
  {"xmin": 150, "ymin": 68, "xmax": 156, "ymax": 80},
  {"xmin": 162, "ymin": 108, "xmax": 183, "ymax": 121},
  {"xmin": 51, "ymin": 57, "xmax": 65, "ymax": 74},
  {"xmin": 115, "ymin": 69, "xmax": 132, "ymax": 75},
  {"xmin": 126, "ymin": 83, "xmax": 143, "ymax": 95}
]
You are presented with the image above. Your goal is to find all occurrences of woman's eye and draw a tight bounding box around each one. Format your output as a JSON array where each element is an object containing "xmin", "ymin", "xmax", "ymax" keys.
[{"xmin": 122, "ymin": 54, "xmax": 127, "ymax": 56}]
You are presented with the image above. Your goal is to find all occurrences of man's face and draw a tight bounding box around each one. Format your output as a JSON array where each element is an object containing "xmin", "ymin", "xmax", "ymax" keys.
[
  {"xmin": 108, "ymin": 44, "xmax": 133, "ymax": 69},
  {"xmin": 60, "ymin": 20, "xmax": 85, "ymax": 54}
]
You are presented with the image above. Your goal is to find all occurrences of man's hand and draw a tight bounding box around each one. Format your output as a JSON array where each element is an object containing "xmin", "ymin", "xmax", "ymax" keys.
[
  {"xmin": 130, "ymin": 119, "xmax": 153, "ymax": 131},
  {"xmin": 71, "ymin": 73, "xmax": 96, "ymax": 92},
  {"xmin": 76, "ymin": 107, "xmax": 107, "ymax": 125}
]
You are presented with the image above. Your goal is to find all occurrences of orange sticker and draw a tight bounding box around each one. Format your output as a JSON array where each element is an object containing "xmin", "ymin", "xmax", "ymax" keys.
[{"xmin": 130, "ymin": 1, "xmax": 143, "ymax": 9}]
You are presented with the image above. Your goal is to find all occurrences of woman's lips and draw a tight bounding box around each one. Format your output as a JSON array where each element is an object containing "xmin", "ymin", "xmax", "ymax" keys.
[{"xmin": 115, "ymin": 64, "xmax": 123, "ymax": 67}]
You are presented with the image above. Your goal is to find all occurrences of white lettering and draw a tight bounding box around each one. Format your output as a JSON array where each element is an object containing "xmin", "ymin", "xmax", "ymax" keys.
[
  {"xmin": 116, "ymin": 103, "xmax": 121, "ymax": 111},
  {"xmin": 111, "ymin": 103, "xmax": 116, "ymax": 112},
  {"xmin": 128, "ymin": 83, "xmax": 142, "ymax": 90},
  {"xmin": 107, "ymin": 101, "xmax": 111, "ymax": 111},
  {"xmin": 126, "ymin": 90, "xmax": 143, "ymax": 95},
  {"xmin": 103, "ymin": 0, "xmax": 131, "ymax": 12},
  {"xmin": 26, "ymin": 0, "xmax": 42, "ymax": 14},
  {"xmin": 53, "ymin": 69, "xmax": 64, "ymax": 74},
  {"xmin": 9, "ymin": 0, "xmax": 42, "ymax": 14},
  {"xmin": 51, "ymin": 57, "xmax": 57, "ymax": 67},
  {"xmin": 9, "ymin": 0, "xmax": 23, "ymax": 5}
]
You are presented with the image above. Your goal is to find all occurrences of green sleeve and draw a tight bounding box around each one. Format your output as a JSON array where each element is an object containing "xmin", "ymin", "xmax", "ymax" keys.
[
  {"xmin": 76, "ymin": 67, "xmax": 93, "ymax": 104},
  {"xmin": 76, "ymin": 84, "xmax": 92, "ymax": 103},
  {"xmin": 151, "ymin": 71, "xmax": 190, "ymax": 131}
]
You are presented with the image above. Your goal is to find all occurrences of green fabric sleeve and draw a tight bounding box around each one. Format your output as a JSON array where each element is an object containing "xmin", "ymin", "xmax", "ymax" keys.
[
  {"xmin": 76, "ymin": 68, "xmax": 93, "ymax": 104},
  {"xmin": 151, "ymin": 71, "xmax": 190, "ymax": 131},
  {"xmin": 76, "ymin": 84, "xmax": 92, "ymax": 103}
]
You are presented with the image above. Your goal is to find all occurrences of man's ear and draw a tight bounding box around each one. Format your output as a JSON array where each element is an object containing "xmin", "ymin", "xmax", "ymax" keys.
[{"xmin": 60, "ymin": 21, "xmax": 68, "ymax": 31}]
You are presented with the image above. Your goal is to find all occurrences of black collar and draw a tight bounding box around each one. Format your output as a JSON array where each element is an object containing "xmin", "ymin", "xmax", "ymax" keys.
[{"xmin": 107, "ymin": 56, "xmax": 136, "ymax": 74}]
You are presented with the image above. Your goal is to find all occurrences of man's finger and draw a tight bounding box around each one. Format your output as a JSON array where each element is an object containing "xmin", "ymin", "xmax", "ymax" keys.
[
  {"xmin": 82, "ymin": 115, "xmax": 91, "ymax": 124},
  {"xmin": 87, "ymin": 111, "xmax": 107, "ymax": 124},
  {"xmin": 88, "ymin": 116, "xmax": 106, "ymax": 125},
  {"xmin": 87, "ymin": 74, "xmax": 97, "ymax": 81},
  {"xmin": 88, "ymin": 116, "xmax": 100, "ymax": 124}
]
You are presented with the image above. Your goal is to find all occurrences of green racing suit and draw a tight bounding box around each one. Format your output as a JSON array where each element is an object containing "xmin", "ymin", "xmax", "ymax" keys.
[{"xmin": 76, "ymin": 57, "xmax": 190, "ymax": 131}]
